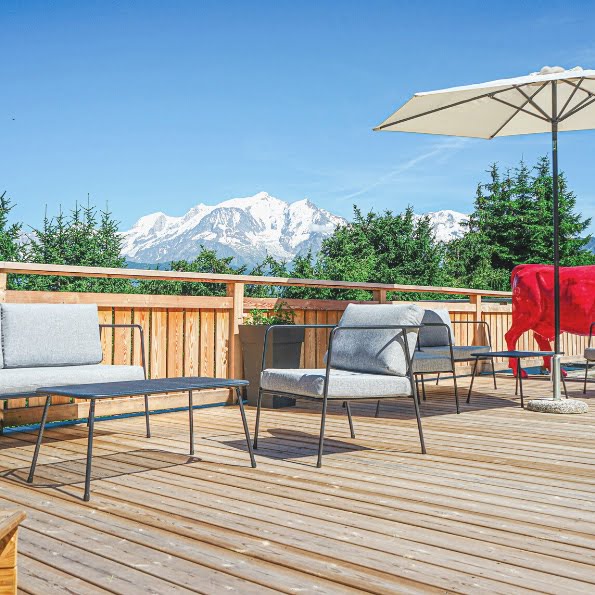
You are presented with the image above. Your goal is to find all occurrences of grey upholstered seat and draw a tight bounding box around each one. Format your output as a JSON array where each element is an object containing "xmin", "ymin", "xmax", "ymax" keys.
[
  {"xmin": 0, "ymin": 364, "xmax": 144, "ymax": 397},
  {"xmin": 412, "ymin": 351, "xmax": 453, "ymax": 374},
  {"xmin": 261, "ymin": 368, "xmax": 412, "ymax": 399}
]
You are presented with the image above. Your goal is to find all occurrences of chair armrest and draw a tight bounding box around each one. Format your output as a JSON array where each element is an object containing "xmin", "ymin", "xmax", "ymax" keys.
[{"xmin": 99, "ymin": 323, "xmax": 147, "ymax": 378}]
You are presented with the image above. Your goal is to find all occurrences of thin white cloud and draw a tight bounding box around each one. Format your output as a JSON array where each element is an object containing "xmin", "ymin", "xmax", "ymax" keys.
[{"xmin": 340, "ymin": 138, "xmax": 472, "ymax": 201}]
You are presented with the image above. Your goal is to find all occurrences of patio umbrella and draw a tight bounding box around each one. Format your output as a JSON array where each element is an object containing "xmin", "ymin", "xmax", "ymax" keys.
[{"xmin": 374, "ymin": 65, "xmax": 595, "ymax": 401}]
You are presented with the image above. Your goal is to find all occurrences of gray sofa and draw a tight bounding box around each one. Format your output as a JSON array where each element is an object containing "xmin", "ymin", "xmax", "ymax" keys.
[{"xmin": 0, "ymin": 304, "xmax": 145, "ymax": 431}]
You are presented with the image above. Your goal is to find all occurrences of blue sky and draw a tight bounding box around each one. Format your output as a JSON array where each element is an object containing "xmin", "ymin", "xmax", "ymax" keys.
[{"xmin": 2, "ymin": 0, "xmax": 595, "ymax": 234}]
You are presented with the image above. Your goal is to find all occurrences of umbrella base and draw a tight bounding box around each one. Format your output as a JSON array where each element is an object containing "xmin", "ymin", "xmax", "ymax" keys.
[{"xmin": 526, "ymin": 398, "xmax": 588, "ymax": 414}]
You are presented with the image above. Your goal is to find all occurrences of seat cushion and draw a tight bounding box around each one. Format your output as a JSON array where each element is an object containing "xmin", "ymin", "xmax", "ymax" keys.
[
  {"xmin": 585, "ymin": 347, "xmax": 595, "ymax": 361},
  {"xmin": 418, "ymin": 309, "xmax": 454, "ymax": 347},
  {"xmin": 0, "ymin": 364, "xmax": 145, "ymax": 397},
  {"xmin": 1, "ymin": 303, "xmax": 103, "ymax": 368},
  {"xmin": 420, "ymin": 345, "xmax": 490, "ymax": 361},
  {"xmin": 261, "ymin": 368, "xmax": 413, "ymax": 399},
  {"xmin": 330, "ymin": 303, "xmax": 423, "ymax": 376},
  {"xmin": 412, "ymin": 352, "xmax": 453, "ymax": 374}
]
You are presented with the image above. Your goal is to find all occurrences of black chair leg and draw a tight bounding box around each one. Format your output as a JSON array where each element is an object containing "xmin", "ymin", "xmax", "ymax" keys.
[
  {"xmin": 236, "ymin": 387, "xmax": 256, "ymax": 468},
  {"xmin": 467, "ymin": 358, "xmax": 479, "ymax": 404},
  {"xmin": 435, "ymin": 372, "xmax": 440, "ymax": 386},
  {"xmin": 562, "ymin": 373, "xmax": 568, "ymax": 399},
  {"xmin": 421, "ymin": 375, "xmax": 427, "ymax": 401},
  {"xmin": 452, "ymin": 370, "xmax": 460, "ymax": 414},
  {"xmin": 584, "ymin": 362, "xmax": 590, "ymax": 395},
  {"xmin": 316, "ymin": 397, "xmax": 329, "ymax": 468},
  {"xmin": 411, "ymin": 382, "xmax": 426, "ymax": 454},
  {"xmin": 83, "ymin": 399, "xmax": 96, "ymax": 502},
  {"xmin": 491, "ymin": 358, "xmax": 497, "ymax": 389},
  {"xmin": 27, "ymin": 395, "xmax": 52, "ymax": 484},
  {"xmin": 374, "ymin": 400, "xmax": 381, "ymax": 418},
  {"xmin": 144, "ymin": 394, "xmax": 151, "ymax": 438},
  {"xmin": 345, "ymin": 401, "xmax": 355, "ymax": 438},
  {"xmin": 253, "ymin": 388, "xmax": 263, "ymax": 449}
]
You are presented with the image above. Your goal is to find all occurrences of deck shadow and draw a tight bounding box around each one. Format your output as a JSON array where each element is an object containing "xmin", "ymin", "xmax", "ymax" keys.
[{"xmin": 2, "ymin": 448, "xmax": 200, "ymax": 490}]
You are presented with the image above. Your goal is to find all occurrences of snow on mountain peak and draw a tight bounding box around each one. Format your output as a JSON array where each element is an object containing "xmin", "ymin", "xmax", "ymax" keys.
[{"xmin": 121, "ymin": 193, "xmax": 468, "ymax": 266}]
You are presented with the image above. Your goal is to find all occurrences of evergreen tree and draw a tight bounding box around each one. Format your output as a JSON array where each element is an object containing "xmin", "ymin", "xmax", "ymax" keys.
[{"xmin": 0, "ymin": 191, "xmax": 23, "ymax": 262}]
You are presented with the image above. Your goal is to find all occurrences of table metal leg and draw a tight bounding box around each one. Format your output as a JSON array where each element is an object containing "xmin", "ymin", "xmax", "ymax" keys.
[
  {"xmin": 517, "ymin": 358, "xmax": 524, "ymax": 408},
  {"xmin": 236, "ymin": 387, "xmax": 256, "ymax": 468},
  {"xmin": 188, "ymin": 390, "xmax": 194, "ymax": 456},
  {"xmin": 467, "ymin": 357, "xmax": 479, "ymax": 404},
  {"xmin": 144, "ymin": 394, "xmax": 151, "ymax": 438},
  {"xmin": 84, "ymin": 399, "xmax": 96, "ymax": 502},
  {"xmin": 27, "ymin": 395, "xmax": 52, "ymax": 484}
]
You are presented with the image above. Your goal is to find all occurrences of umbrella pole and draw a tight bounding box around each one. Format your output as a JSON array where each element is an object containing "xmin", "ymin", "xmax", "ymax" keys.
[{"xmin": 551, "ymin": 81, "xmax": 562, "ymax": 401}]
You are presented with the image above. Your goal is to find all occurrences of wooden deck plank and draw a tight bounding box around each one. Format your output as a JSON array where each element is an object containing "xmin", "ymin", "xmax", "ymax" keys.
[{"xmin": 1, "ymin": 376, "xmax": 595, "ymax": 594}]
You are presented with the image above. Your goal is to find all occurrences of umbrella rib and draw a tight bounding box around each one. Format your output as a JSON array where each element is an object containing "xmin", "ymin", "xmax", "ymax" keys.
[
  {"xmin": 558, "ymin": 78, "xmax": 585, "ymax": 119},
  {"xmin": 373, "ymin": 85, "xmax": 517, "ymax": 130},
  {"xmin": 512, "ymin": 85, "xmax": 551, "ymax": 120},
  {"xmin": 488, "ymin": 95, "xmax": 550, "ymax": 122},
  {"xmin": 558, "ymin": 95, "xmax": 595, "ymax": 122},
  {"xmin": 488, "ymin": 84, "xmax": 548, "ymax": 138}
]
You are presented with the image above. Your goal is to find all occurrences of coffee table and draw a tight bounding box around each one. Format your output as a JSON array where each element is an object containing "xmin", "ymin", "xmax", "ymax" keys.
[
  {"xmin": 27, "ymin": 377, "xmax": 256, "ymax": 501},
  {"xmin": 467, "ymin": 350, "xmax": 567, "ymax": 408}
]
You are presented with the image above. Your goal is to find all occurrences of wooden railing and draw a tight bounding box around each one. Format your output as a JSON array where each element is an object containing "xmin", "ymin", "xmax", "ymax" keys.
[{"xmin": 0, "ymin": 261, "xmax": 587, "ymax": 429}]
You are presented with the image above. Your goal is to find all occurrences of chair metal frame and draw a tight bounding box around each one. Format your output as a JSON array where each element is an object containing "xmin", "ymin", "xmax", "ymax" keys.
[{"xmin": 253, "ymin": 323, "xmax": 426, "ymax": 468}]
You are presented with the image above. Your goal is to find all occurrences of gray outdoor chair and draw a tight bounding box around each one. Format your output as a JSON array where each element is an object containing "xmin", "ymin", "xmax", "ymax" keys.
[
  {"xmin": 377, "ymin": 308, "xmax": 495, "ymax": 415},
  {"xmin": 253, "ymin": 303, "xmax": 426, "ymax": 467},
  {"xmin": 584, "ymin": 322, "xmax": 595, "ymax": 394}
]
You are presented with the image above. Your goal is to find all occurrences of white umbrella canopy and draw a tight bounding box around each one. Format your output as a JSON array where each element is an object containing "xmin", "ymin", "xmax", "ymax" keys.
[
  {"xmin": 374, "ymin": 66, "xmax": 595, "ymax": 137},
  {"xmin": 374, "ymin": 65, "xmax": 595, "ymax": 402}
]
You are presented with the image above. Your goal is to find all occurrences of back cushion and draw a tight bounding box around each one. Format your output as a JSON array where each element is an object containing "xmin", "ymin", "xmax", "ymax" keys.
[
  {"xmin": 418, "ymin": 309, "xmax": 454, "ymax": 347},
  {"xmin": 330, "ymin": 303, "xmax": 424, "ymax": 376},
  {"xmin": 1, "ymin": 304, "xmax": 103, "ymax": 368}
]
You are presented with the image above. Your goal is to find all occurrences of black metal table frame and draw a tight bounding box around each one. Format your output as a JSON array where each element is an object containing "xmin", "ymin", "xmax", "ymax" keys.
[
  {"xmin": 467, "ymin": 351, "xmax": 568, "ymax": 408},
  {"xmin": 27, "ymin": 379, "xmax": 256, "ymax": 501}
]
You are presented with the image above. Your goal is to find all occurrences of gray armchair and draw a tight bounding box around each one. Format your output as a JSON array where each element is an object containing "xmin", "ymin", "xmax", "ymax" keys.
[{"xmin": 253, "ymin": 304, "xmax": 426, "ymax": 468}]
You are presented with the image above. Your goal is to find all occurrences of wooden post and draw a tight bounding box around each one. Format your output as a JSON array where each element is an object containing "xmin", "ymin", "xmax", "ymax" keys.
[
  {"xmin": 227, "ymin": 283, "xmax": 245, "ymax": 386},
  {"xmin": 0, "ymin": 510, "xmax": 26, "ymax": 595},
  {"xmin": 372, "ymin": 289, "xmax": 388, "ymax": 304}
]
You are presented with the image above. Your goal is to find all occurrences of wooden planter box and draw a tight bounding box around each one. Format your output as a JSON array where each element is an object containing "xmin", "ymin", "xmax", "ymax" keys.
[{"xmin": 239, "ymin": 325, "xmax": 305, "ymax": 408}]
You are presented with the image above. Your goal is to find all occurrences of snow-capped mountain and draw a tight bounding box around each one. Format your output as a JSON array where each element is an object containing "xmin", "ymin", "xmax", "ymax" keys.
[
  {"xmin": 121, "ymin": 192, "xmax": 345, "ymax": 266},
  {"xmin": 417, "ymin": 210, "xmax": 468, "ymax": 243},
  {"xmin": 121, "ymin": 192, "xmax": 469, "ymax": 266}
]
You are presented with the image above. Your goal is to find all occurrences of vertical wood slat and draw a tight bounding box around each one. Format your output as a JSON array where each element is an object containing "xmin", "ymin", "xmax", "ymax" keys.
[
  {"xmin": 293, "ymin": 309, "xmax": 305, "ymax": 367},
  {"xmin": 150, "ymin": 308, "xmax": 167, "ymax": 379},
  {"xmin": 215, "ymin": 311, "xmax": 229, "ymax": 378},
  {"xmin": 227, "ymin": 283, "xmax": 244, "ymax": 380},
  {"xmin": 315, "ymin": 310, "xmax": 328, "ymax": 368},
  {"xmin": 113, "ymin": 308, "xmax": 132, "ymax": 366},
  {"xmin": 132, "ymin": 308, "xmax": 150, "ymax": 373},
  {"xmin": 200, "ymin": 309, "xmax": 215, "ymax": 377},
  {"xmin": 98, "ymin": 307, "xmax": 114, "ymax": 365},
  {"xmin": 167, "ymin": 309, "xmax": 184, "ymax": 378},
  {"xmin": 304, "ymin": 310, "xmax": 317, "ymax": 368},
  {"xmin": 184, "ymin": 309, "xmax": 200, "ymax": 377}
]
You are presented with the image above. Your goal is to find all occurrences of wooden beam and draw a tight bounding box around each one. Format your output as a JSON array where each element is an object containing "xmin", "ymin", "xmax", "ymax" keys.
[
  {"xmin": 0, "ymin": 261, "xmax": 512, "ymax": 298},
  {"xmin": 0, "ymin": 510, "xmax": 26, "ymax": 595},
  {"xmin": 227, "ymin": 283, "xmax": 245, "ymax": 386}
]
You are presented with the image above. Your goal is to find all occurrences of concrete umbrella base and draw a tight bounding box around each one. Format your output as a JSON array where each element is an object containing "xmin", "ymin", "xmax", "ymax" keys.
[{"xmin": 526, "ymin": 398, "xmax": 588, "ymax": 414}]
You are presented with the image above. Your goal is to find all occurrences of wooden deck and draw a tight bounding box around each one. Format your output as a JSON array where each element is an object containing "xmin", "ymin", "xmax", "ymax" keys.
[{"xmin": 1, "ymin": 374, "xmax": 595, "ymax": 594}]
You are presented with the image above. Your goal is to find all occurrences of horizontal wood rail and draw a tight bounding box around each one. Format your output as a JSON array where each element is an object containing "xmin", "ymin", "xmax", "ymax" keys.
[
  {"xmin": 0, "ymin": 261, "xmax": 512, "ymax": 297},
  {"xmin": 1, "ymin": 261, "xmax": 587, "ymax": 430}
]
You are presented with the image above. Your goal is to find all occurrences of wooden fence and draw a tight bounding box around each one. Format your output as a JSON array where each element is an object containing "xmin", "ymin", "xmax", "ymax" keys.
[{"xmin": 0, "ymin": 262, "xmax": 587, "ymax": 429}]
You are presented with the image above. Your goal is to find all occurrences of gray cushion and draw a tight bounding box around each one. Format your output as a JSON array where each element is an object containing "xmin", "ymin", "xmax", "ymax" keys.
[
  {"xmin": 418, "ymin": 309, "xmax": 454, "ymax": 347},
  {"xmin": 420, "ymin": 345, "xmax": 490, "ymax": 361},
  {"xmin": 1, "ymin": 304, "xmax": 103, "ymax": 369},
  {"xmin": 0, "ymin": 364, "xmax": 145, "ymax": 397},
  {"xmin": 585, "ymin": 347, "xmax": 595, "ymax": 361},
  {"xmin": 330, "ymin": 303, "xmax": 423, "ymax": 376},
  {"xmin": 261, "ymin": 368, "xmax": 413, "ymax": 399},
  {"xmin": 412, "ymin": 352, "xmax": 453, "ymax": 374}
]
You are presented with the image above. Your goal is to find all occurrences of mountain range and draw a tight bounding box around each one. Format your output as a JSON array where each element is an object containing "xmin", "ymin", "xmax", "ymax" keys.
[{"xmin": 120, "ymin": 192, "xmax": 470, "ymax": 267}]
